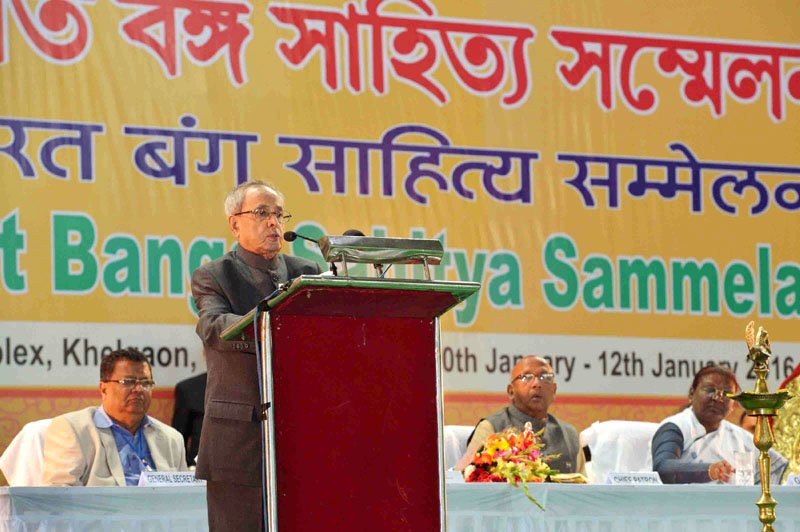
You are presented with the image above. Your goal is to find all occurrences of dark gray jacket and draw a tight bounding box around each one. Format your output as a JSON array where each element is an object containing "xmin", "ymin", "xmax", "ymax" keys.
[{"xmin": 191, "ymin": 247, "xmax": 321, "ymax": 485}]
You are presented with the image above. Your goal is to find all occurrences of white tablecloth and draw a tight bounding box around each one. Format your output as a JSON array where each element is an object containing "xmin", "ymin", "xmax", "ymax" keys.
[
  {"xmin": 0, "ymin": 486, "xmax": 208, "ymax": 531},
  {"xmin": 2, "ymin": 483, "xmax": 800, "ymax": 531},
  {"xmin": 446, "ymin": 482, "xmax": 800, "ymax": 531}
]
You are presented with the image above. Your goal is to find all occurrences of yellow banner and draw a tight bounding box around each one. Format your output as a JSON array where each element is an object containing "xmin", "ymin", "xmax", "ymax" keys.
[{"xmin": 1, "ymin": 0, "xmax": 799, "ymax": 447}]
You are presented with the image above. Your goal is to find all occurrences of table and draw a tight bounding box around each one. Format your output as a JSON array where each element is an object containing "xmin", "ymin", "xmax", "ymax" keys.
[
  {"xmin": 446, "ymin": 483, "xmax": 800, "ymax": 531},
  {"xmin": 0, "ymin": 486, "xmax": 208, "ymax": 531},
  {"xmin": 2, "ymin": 483, "xmax": 800, "ymax": 531}
]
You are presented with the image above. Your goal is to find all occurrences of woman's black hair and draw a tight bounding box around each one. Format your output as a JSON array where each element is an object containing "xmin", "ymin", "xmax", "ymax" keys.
[{"xmin": 689, "ymin": 364, "xmax": 739, "ymax": 394}]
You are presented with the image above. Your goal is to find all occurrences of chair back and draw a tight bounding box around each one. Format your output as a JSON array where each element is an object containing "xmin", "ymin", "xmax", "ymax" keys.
[
  {"xmin": 443, "ymin": 425, "xmax": 474, "ymax": 470},
  {"xmin": 580, "ymin": 420, "xmax": 659, "ymax": 483},
  {"xmin": 0, "ymin": 418, "xmax": 53, "ymax": 486}
]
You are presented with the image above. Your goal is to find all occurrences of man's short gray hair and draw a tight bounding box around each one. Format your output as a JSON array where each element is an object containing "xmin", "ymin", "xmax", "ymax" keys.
[{"xmin": 223, "ymin": 180, "xmax": 285, "ymax": 217}]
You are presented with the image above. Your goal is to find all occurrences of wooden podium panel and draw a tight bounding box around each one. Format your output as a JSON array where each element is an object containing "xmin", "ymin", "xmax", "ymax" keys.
[{"xmin": 262, "ymin": 277, "xmax": 479, "ymax": 531}]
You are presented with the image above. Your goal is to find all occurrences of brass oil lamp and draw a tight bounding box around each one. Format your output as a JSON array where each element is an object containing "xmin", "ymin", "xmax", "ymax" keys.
[{"xmin": 728, "ymin": 322, "xmax": 793, "ymax": 532}]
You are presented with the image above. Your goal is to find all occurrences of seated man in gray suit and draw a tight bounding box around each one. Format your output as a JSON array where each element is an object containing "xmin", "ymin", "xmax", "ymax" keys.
[
  {"xmin": 42, "ymin": 348, "xmax": 187, "ymax": 486},
  {"xmin": 457, "ymin": 355, "xmax": 584, "ymax": 475}
]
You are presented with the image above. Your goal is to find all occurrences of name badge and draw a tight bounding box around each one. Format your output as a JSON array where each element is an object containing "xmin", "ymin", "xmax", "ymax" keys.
[
  {"xmin": 606, "ymin": 471, "xmax": 662, "ymax": 485},
  {"xmin": 138, "ymin": 471, "xmax": 206, "ymax": 487},
  {"xmin": 785, "ymin": 473, "xmax": 800, "ymax": 486}
]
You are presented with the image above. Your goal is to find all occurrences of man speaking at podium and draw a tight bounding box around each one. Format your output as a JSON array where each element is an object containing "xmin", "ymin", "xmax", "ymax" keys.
[{"xmin": 191, "ymin": 181, "xmax": 321, "ymax": 531}]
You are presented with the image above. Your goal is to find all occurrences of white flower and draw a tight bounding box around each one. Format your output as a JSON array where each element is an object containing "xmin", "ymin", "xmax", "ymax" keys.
[{"xmin": 463, "ymin": 465, "xmax": 475, "ymax": 480}]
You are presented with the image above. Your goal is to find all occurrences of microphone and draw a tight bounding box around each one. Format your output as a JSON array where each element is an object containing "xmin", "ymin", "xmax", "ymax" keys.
[
  {"xmin": 283, "ymin": 230, "xmax": 332, "ymax": 275},
  {"xmin": 283, "ymin": 231, "xmax": 318, "ymax": 245}
]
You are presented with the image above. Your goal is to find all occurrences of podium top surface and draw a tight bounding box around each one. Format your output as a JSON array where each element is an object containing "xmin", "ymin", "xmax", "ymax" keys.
[
  {"xmin": 319, "ymin": 235, "xmax": 444, "ymax": 265},
  {"xmin": 270, "ymin": 274, "xmax": 478, "ymax": 306},
  {"xmin": 220, "ymin": 275, "xmax": 479, "ymax": 340}
]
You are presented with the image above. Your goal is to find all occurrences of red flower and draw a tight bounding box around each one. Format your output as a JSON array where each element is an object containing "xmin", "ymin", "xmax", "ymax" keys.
[{"xmin": 467, "ymin": 468, "xmax": 492, "ymax": 482}]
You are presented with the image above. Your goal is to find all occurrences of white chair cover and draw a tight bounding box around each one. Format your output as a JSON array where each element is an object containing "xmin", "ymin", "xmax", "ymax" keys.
[
  {"xmin": 443, "ymin": 425, "xmax": 474, "ymax": 471},
  {"xmin": 580, "ymin": 420, "xmax": 659, "ymax": 484},
  {"xmin": 0, "ymin": 419, "xmax": 52, "ymax": 486}
]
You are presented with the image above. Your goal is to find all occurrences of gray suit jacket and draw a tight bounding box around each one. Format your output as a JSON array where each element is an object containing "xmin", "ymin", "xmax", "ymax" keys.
[
  {"xmin": 191, "ymin": 248, "xmax": 321, "ymax": 485},
  {"xmin": 41, "ymin": 406, "xmax": 187, "ymax": 486}
]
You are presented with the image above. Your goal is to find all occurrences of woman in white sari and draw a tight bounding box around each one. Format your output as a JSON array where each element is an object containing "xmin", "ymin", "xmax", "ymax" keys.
[{"xmin": 651, "ymin": 364, "xmax": 788, "ymax": 484}]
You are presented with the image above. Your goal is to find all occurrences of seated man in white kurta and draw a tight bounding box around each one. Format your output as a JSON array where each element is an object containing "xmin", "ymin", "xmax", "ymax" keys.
[{"xmin": 42, "ymin": 348, "xmax": 187, "ymax": 486}]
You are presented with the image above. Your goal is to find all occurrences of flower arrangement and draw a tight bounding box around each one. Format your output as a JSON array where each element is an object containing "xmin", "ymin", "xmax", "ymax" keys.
[{"xmin": 463, "ymin": 422, "xmax": 558, "ymax": 510}]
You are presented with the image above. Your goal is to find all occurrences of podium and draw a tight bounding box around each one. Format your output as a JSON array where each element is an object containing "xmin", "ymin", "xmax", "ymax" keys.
[{"xmin": 247, "ymin": 275, "xmax": 478, "ymax": 531}]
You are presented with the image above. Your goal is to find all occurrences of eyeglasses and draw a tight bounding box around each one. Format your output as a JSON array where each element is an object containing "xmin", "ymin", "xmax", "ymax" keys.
[
  {"xmin": 232, "ymin": 207, "xmax": 292, "ymax": 224},
  {"xmin": 701, "ymin": 386, "xmax": 734, "ymax": 400},
  {"xmin": 512, "ymin": 372, "xmax": 555, "ymax": 384},
  {"xmin": 103, "ymin": 378, "xmax": 156, "ymax": 390}
]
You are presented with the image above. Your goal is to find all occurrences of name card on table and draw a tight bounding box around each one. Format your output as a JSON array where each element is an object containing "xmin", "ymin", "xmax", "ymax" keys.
[
  {"xmin": 785, "ymin": 474, "xmax": 800, "ymax": 486},
  {"xmin": 138, "ymin": 471, "xmax": 207, "ymax": 487},
  {"xmin": 606, "ymin": 472, "xmax": 662, "ymax": 485}
]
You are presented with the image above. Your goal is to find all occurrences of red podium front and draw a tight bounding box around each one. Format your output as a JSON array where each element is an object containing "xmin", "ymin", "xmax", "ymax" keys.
[{"xmin": 259, "ymin": 276, "xmax": 478, "ymax": 531}]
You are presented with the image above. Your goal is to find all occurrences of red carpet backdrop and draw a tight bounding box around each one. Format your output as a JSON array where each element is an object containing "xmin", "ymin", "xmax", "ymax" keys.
[{"xmin": 1, "ymin": 0, "xmax": 799, "ymax": 482}]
